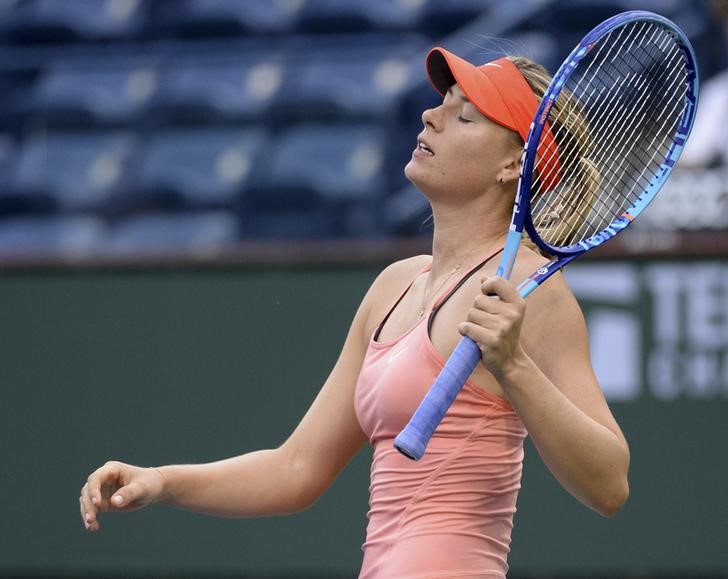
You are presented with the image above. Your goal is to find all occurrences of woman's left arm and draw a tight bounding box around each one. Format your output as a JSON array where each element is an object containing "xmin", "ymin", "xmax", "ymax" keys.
[{"xmin": 459, "ymin": 275, "xmax": 630, "ymax": 517}]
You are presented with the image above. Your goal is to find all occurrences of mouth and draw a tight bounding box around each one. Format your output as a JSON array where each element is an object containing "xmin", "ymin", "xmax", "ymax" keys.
[{"xmin": 417, "ymin": 138, "xmax": 434, "ymax": 156}]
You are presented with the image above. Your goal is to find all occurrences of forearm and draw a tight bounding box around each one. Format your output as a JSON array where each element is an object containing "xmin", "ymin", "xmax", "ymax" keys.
[
  {"xmin": 499, "ymin": 354, "xmax": 630, "ymax": 516},
  {"xmin": 156, "ymin": 447, "xmax": 319, "ymax": 518}
]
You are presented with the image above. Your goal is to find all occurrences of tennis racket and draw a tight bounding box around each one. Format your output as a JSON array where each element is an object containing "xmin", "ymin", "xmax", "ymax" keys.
[{"xmin": 394, "ymin": 10, "xmax": 699, "ymax": 460}]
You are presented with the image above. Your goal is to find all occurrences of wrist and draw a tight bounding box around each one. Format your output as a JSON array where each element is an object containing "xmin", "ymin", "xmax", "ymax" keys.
[
  {"xmin": 150, "ymin": 466, "xmax": 170, "ymax": 504},
  {"xmin": 494, "ymin": 347, "xmax": 531, "ymax": 386}
]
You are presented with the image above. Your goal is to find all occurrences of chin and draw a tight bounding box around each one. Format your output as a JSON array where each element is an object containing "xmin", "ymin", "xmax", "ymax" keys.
[
  {"xmin": 403, "ymin": 158, "xmax": 417, "ymax": 180},
  {"xmin": 404, "ymin": 162, "xmax": 436, "ymax": 199}
]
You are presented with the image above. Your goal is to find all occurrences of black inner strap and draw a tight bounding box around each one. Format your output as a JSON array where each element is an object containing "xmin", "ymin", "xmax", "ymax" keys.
[{"xmin": 427, "ymin": 247, "xmax": 504, "ymax": 336}]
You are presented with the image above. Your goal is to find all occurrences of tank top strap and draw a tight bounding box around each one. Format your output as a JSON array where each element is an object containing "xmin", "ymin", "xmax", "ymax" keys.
[
  {"xmin": 428, "ymin": 247, "xmax": 504, "ymax": 334},
  {"xmin": 372, "ymin": 261, "xmax": 432, "ymax": 342}
]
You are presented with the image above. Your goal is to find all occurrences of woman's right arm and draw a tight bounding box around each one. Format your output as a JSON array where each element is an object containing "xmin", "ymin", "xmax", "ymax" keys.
[
  {"xmin": 79, "ymin": 258, "xmax": 424, "ymax": 532},
  {"xmin": 80, "ymin": 297, "xmax": 371, "ymax": 531}
]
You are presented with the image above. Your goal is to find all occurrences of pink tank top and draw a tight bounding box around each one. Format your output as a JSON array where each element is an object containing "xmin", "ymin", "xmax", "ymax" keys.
[{"xmin": 354, "ymin": 253, "xmax": 528, "ymax": 579}]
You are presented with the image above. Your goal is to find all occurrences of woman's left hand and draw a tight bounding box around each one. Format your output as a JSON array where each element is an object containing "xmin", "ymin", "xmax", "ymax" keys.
[{"xmin": 458, "ymin": 276, "xmax": 527, "ymax": 379}]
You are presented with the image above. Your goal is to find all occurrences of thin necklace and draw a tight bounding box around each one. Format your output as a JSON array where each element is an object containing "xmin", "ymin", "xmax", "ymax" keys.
[{"xmin": 417, "ymin": 252, "xmax": 472, "ymax": 320}]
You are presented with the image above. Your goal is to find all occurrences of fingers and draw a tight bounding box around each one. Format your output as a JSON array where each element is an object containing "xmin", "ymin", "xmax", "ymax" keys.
[
  {"xmin": 79, "ymin": 483, "xmax": 94, "ymax": 531},
  {"xmin": 80, "ymin": 480, "xmax": 106, "ymax": 532},
  {"xmin": 458, "ymin": 319, "xmax": 498, "ymax": 349},
  {"xmin": 457, "ymin": 276, "xmax": 527, "ymax": 376},
  {"xmin": 79, "ymin": 462, "xmax": 165, "ymax": 532},
  {"xmin": 478, "ymin": 275, "xmax": 522, "ymax": 304},
  {"xmin": 108, "ymin": 480, "xmax": 142, "ymax": 509},
  {"xmin": 80, "ymin": 461, "xmax": 125, "ymax": 532},
  {"xmin": 469, "ymin": 278, "xmax": 525, "ymax": 326}
]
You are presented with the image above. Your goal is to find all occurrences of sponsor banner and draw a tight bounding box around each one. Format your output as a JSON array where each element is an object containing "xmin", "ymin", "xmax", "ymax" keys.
[{"xmin": 566, "ymin": 261, "xmax": 728, "ymax": 401}]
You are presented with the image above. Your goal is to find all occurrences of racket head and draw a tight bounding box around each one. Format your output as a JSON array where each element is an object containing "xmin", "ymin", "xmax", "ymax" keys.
[{"xmin": 511, "ymin": 10, "xmax": 699, "ymax": 260}]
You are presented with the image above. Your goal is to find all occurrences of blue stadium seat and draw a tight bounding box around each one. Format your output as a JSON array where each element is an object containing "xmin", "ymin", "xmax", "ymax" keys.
[
  {"xmin": 4, "ymin": 0, "xmax": 147, "ymax": 42},
  {"xmin": 152, "ymin": 51, "xmax": 285, "ymax": 123},
  {"xmin": 0, "ymin": 134, "xmax": 16, "ymax": 187},
  {"xmin": 507, "ymin": 30, "xmax": 560, "ymax": 75},
  {"xmin": 275, "ymin": 34, "xmax": 425, "ymax": 120},
  {"xmin": 240, "ymin": 209, "xmax": 340, "ymax": 240},
  {"xmin": 135, "ymin": 127, "xmax": 269, "ymax": 209},
  {"xmin": 383, "ymin": 183, "xmax": 431, "ymax": 237},
  {"xmin": 246, "ymin": 123, "xmax": 390, "ymax": 238},
  {"xmin": 0, "ymin": 1, "xmax": 19, "ymax": 42},
  {"xmin": 0, "ymin": 215, "xmax": 107, "ymax": 259},
  {"xmin": 0, "ymin": 135, "xmax": 20, "ymax": 211},
  {"xmin": 154, "ymin": 0, "xmax": 306, "ymax": 37},
  {"xmin": 8, "ymin": 131, "xmax": 138, "ymax": 213},
  {"xmin": 0, "ymin": 71, "xmax": 34, "ymax": 129},
  {"xmin": 105, "ymin": 211, "xmax": 239, "ymax": 256},
  {"xmin": 29, "ymin": 61, "xmax": 160, "ymax": 125},
  {"xmin": 536, "ymin": 1, "xmax": 626, "ymax": 59},
  {"xmin": 252, "ymin": 123, "xmax": 388, "ymax": 208},
  {"xmin": 298, "ymin": 0, "xmax": 425, "ymax": 33},
  {"xmin": 418, "ymin": 0, "xmax": 496, "ymax": 37}
]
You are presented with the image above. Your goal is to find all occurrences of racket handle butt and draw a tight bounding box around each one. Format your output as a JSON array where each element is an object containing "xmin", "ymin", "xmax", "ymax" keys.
[{"xmin": 393, "ymin": 429, "xmax": 427, "ymax": 461}]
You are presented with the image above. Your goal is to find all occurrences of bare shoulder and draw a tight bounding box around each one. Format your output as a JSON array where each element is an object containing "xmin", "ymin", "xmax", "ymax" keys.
[
  {"xmin": 515, "ymin": 255, "xmax": 590, "ymax": 376},
  {"xmin": 523, "ymin": 270, "xmax": 584, "ymax": 331},
  {"xmin": 379, "ymin": 254, "xmax": 431, "ymax": 280},
  {"xmin": 358, "ymin": 254, "xmax": 431, "ymax": 337},
  {"xmin": 369, "ymin": 254, "xmax": 430, "ymax": 296}
]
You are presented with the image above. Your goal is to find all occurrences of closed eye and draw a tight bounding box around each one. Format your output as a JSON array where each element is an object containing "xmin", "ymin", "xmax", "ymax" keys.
[{"xmin": 458, "ymin": 116, "xmax": 473, "ymax": 123}]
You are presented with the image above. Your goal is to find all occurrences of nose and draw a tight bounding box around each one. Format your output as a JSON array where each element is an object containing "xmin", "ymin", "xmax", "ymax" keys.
[{"xmin": 421, "ymin": 104, "xmax": 443, "ymax": 131}]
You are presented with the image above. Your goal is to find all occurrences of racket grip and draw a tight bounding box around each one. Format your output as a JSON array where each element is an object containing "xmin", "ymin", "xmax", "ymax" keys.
[{"xmin": 393, "ymin": 336, "xmax": 481, "ymax": 460}]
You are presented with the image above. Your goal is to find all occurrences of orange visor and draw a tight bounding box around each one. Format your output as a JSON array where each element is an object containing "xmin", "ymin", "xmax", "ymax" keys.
[{"xmin": 426, "ymin": 47, "xmax": 562, "ymax": 192}]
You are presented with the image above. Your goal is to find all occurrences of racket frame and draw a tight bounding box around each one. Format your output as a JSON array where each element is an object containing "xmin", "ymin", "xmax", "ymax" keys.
[{"xmin": 513, "ymin": 10, "xmax": 699, "ymax": 295}]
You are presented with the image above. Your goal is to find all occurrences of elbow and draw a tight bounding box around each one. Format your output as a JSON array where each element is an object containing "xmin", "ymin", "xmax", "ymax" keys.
[
  {"xmin": 593, "ymin": 439, "xmax": 631, "ymax": 518},
  {"xmin": 594, "ymin": 478, "xmax": 629, "ymax": 518},
  {"xmin": 279, "ymin": 446, "xmax": 333, "ymax": 515},
  {"xmin": 283, "ymin": 477, "xmax": 326, "ymax": 514},
  {"xmin": 289, "ymin": 489, "xmax": 325, "ymax": 514}
]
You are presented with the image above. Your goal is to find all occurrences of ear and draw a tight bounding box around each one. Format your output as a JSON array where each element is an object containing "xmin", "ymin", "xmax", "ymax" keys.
[{"xmin": 497, "ymin": 153, "xmax": 520, "ymax": 185}]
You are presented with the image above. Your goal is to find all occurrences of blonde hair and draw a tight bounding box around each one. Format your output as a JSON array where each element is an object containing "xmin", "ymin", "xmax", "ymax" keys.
[{"xmin": 505, "ymin": 56, "xmax": 600, "ymax": 257}]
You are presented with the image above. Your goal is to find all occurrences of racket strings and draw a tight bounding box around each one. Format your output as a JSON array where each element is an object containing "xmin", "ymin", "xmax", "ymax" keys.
[
  {"xmin": 548, "ymin": 39, "xmax": 686, "ymax": 239},
  {"xmin": 580, "ymin": 33, "xmax": 684, "ymax": 183},
  {"xmin": 532, "ymin": 20, "xmax": 642, "ymax": 204},
  {"xmin": 528, "ymin": 24, "xmax": 643, "ymax": 241},
  {"xmin": 537, "ymin": 27, "xmax": 686, "ymax": 244},
  {"xmin": 536, "ymin": 24, "xmax": 682, "ymax": 239},
  {"xmin": 587, "ymin": 64, "xmax": 685, "ymax": 217},
  {"xmin": 568, "ymin": 30, "xmax": 674, "ymax": 169},
  {"xmin": 579, "ymin": 51, "xmax": 686, "ymax": 235},
  {"xmin": 528, "ymin": 20, "xmax": 689, "ymax": 248}
]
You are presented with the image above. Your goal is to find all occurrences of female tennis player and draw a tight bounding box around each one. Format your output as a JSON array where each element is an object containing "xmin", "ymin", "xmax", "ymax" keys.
[{"xmin": 79, "ymin": 48, "xmax": 630, "ymax": 578}]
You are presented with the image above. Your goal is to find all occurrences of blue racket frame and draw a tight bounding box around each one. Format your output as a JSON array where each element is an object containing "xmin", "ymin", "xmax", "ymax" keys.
[{"xmin": 393, "ymin": 10, "xmax": 699, "ymax": 461}]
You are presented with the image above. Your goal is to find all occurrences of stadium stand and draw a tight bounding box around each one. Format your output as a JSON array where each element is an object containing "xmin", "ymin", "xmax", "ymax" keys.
[
  {"xmin": 2, "ymin": 0, "xmax": 147, "ymax": 42},
  {"xmin": 0, "ymin": 214, "xmax": 106, "ymax": 258},
  {"xmin": 5, "ymin": 129, "xmax": 138, "ymax": 214},
  {"xmin": 0, "ymin": 0, "xmax": 721, "ymax": 258},
  {"xmin": 27, "ymin": 58, "xmax": 161, "ymax": 126},
  {"xmin": 104, "ymin": 210, "xmax": 239, "ymax": 256},
  {"xmin": 134, "ymin": 126, "xmax": 269, "ymax": 210},
  {"xmin": 150, "ymin": 46, "xmax": 285, "ymax": 124},
  {"xmin": 152, "ymin": 0, "xmax": 308, "ymax": 38}
]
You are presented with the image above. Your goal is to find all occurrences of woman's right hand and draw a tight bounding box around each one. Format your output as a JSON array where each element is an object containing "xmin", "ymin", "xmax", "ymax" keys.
[{"xmin": 79, "ymin": 461, "xmax": 166, "ymax": 532}]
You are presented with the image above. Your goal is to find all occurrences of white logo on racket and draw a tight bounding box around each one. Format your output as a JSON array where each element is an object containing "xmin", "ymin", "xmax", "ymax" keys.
[{"xmin": 538, "ymin": 267, "xmax": 549, "ymax": 275}]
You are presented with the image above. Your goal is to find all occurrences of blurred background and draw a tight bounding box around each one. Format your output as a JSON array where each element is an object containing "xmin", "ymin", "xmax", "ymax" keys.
[{"xmin": 0, "ymin": 0, "xmax": 726, "ymax": 577}]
